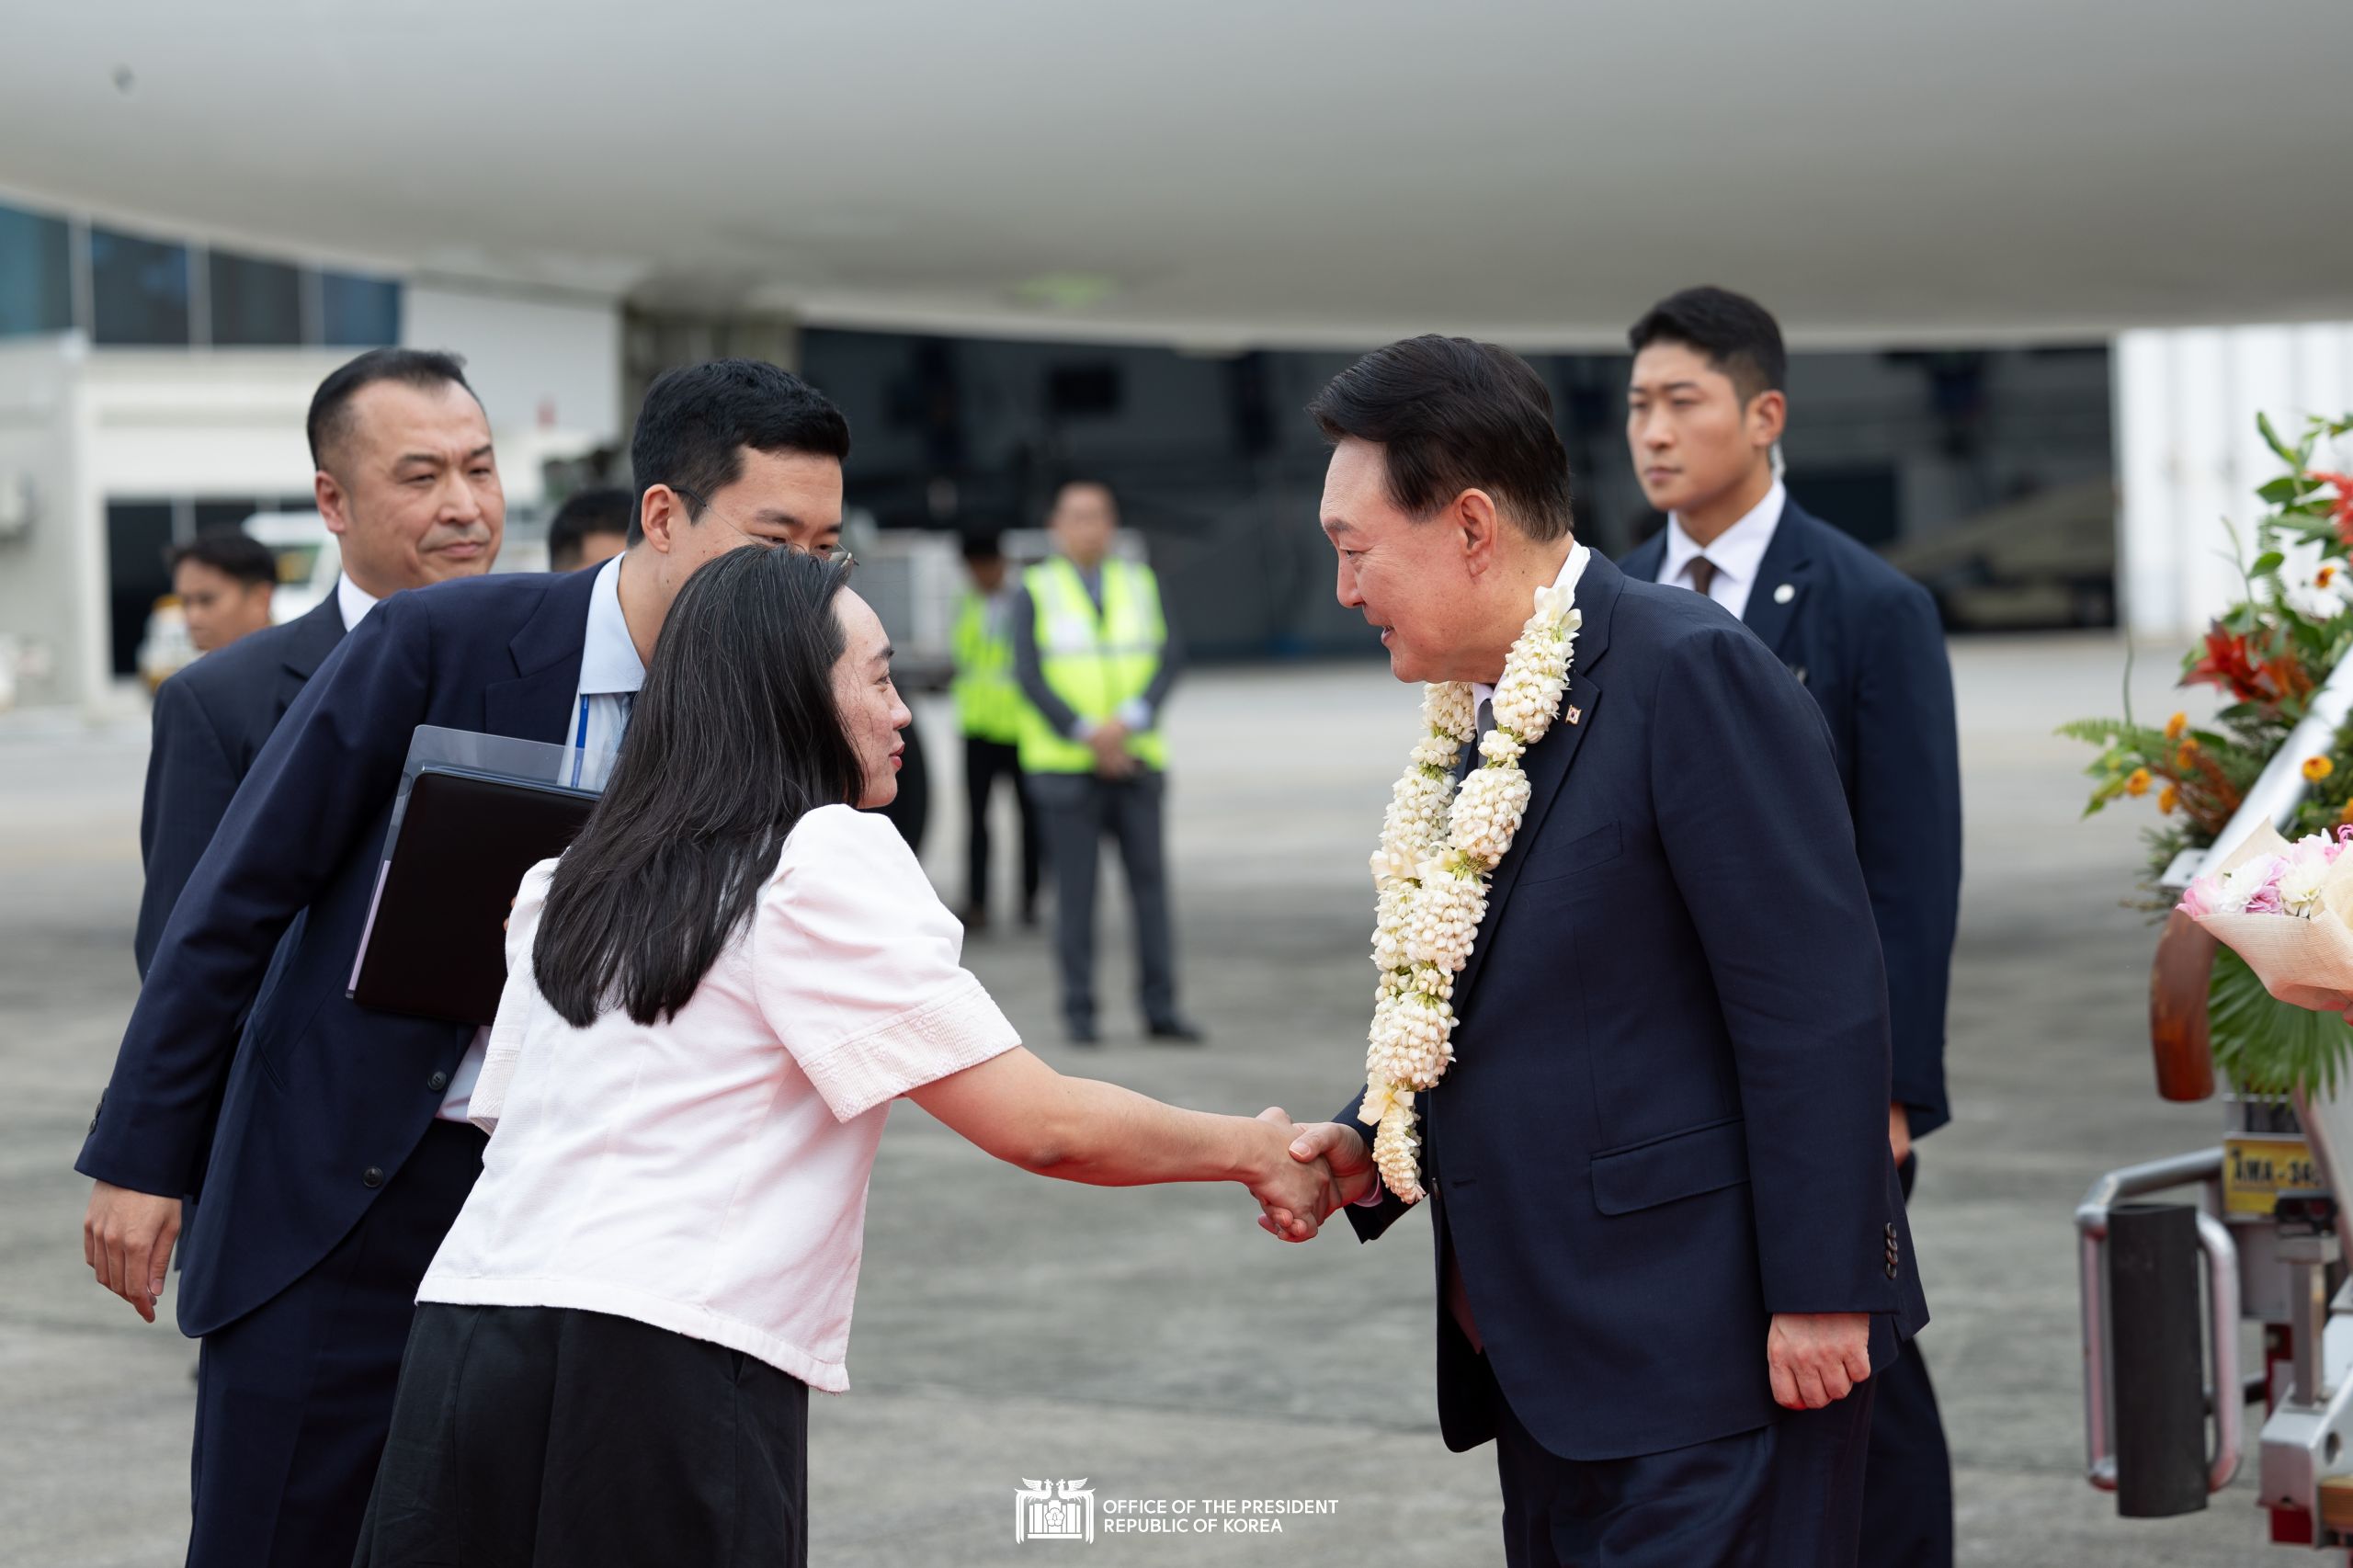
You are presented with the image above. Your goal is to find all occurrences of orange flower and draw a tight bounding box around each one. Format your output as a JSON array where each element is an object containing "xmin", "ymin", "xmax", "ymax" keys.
[
  {"xmin": 2177, "ymin": 738, "xmax": 2200, "ymax": 767},
  {"xmin": 2165, "ymin": 711, "xmax": 2188, "ymax": 742},
  {"xmin": 2125, "ymin": 767, "xmax": 2152, "ymax": 797},
  {"xmin": 2323, "ymin": 565, "xmax": 2341, "ymax": 591},
  {"xmin": 2339, "ymin": 796, "xmax": 2353, "ymax": 827},
  {"xmin": 2158, "ymin": 784, "xmax": 2179, "ymax": 815},
  {"xmin": 2305, "ymin": 756, "xmax": 2336, "ymax": 782}
]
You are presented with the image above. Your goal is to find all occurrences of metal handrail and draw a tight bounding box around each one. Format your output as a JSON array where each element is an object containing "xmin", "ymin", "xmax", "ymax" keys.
[{"xmin": 2076, "ymin": 1149, "xmax": 2243, "ymax": 1494}]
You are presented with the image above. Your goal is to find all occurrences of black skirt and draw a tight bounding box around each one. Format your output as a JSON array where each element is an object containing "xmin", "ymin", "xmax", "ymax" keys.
[{"xmin": 354, "ymin": 1302, "xmax": 808, "ymax": 1567}]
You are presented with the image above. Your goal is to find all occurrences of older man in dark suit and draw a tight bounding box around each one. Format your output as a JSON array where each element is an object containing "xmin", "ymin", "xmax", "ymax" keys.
[
  {"xmin": 1271, "ymin": 335, "xmax": 1926, "ymax": 1568},
  {"xmin": 135, "ymin": 347, "xmax": 505, "ymax": 979},
  {"xmin": 81, "ymin": 360, "xmax": 850, "ymax": 1568},
  {"xmin": 1618, "ymin": 288, "xmax": 1962, "ymax": 1568}
]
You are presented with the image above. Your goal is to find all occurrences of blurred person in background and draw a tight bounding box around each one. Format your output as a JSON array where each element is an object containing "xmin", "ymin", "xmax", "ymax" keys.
[
  {"xmin": 1618, "ymin": 286, "xmax": 1961, "ymax": 1568},
  {"xmin": 169, "ymin": 528, "xmax": 278, "ymax": 653},
  {"xmin": 950, "ymin": 529, "xmax": 1040, "ymax": 930},
  {"xmin": 1012, "ymin": 481, "xmax": 1200, "ymax": 1046},
  {"xmin": 350, "ymin": 544, "xmax": 1334, "ymax": 1565},
  {"xmin": 547, "ymin": 485, "xmax": 632, "ymax": 573},
  {"xmin": 80, "ymin": 359, "xmax": 835, "ymax": 1568},
  {"xmin": 135, "ymin": 347, "xmax": 504, "ymax": 979}
]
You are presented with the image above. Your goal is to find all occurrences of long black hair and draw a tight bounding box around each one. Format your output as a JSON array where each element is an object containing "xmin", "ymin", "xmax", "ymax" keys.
[{"xmin": 533, "ymin": 545, "xmax": 864, "ymax": 1027}]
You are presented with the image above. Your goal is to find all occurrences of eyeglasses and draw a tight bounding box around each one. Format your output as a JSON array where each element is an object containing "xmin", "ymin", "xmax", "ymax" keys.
[{"xmin": 670, "ymin": 483, "xmax": 851, "ymax": 569}]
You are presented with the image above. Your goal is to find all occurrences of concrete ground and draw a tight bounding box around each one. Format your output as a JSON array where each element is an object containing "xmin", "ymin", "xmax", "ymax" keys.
[{"xmin": 0, "ymin": 636, "xmax": 2291, "ymax": 1565}]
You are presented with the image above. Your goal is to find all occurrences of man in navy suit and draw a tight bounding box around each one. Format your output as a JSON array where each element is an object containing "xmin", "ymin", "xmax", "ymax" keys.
[
  {"xmin": 135, "ymin": 347, "xmax": 506, "ymax": 980},
  {"xmin": 1618, "ymin": 288, "xmax": 1961, "ymax": 1568},
  {"xmin": 79, "ymin": 359, "xmax": 851, "ymax": 1568},
  {"xmin": 1271, "ymin": 336, "xmax": 1927, "ymax": 1568}
]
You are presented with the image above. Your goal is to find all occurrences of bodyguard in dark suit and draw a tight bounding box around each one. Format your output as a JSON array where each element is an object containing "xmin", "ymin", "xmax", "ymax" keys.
[
  {"xmin": 1619, "ymin": 288, "xmax": 1962, "ymax": 1568},
  {"xmin": 135, "ymin": 348, "xmax": 510, "ymax": 979},
  {"xmin": 1272, "ymin": 336, "xmax": 1927, "ymax": 1568},
  {"xmin": 79, "ymin": 359, "xmax": 851, "ymax": 1568},
  {"xmin": 136, "ymin": 595, "xmax": 343, "ymax": 977}
]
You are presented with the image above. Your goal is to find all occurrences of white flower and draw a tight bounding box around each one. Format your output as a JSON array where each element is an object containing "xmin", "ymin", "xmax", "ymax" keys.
[
  {"xmin": 2218, "ymin": 855, "xmax": 2283, "ymax": 915},
  {"xmin": 2279, "ymin": 854, "xmax": 2329, "ymax": 916},
  {"xmin": 1361, "ymin": 564, "xmax": 1582, "ymax": 1201},
  {"xmin": 1424, "ymin": 682, "xmax": 1477, "ymax": 744}
]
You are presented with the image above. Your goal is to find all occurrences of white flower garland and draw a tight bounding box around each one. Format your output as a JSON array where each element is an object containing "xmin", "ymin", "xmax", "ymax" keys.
[{"xmin": 1359, "ymin": 550, "xmax": 1587, "ymax": 1200}]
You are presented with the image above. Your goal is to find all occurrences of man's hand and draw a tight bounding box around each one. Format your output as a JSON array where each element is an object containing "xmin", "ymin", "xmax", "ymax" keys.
[
  {"xmin": 1254, "ymin": 1117, "xmax": 1380, "ymax": 1241},
  {"xmin": 84, "ymin": 1181, "xmax": 181, "ymax": 1324},
  {"xmin": 1245, "ymin": 1108, "xmax": 1336, "ymax": 1240},
  {"xmin": 1767, "ymin": 1312, "xmax": 1872, "ymax": 1410},
  {"xmin": 1089, "ymin": 721, "xmax": 1138, "ymax": 779},
  {"xmin": 1887, "ymin": 1103, "xmax": 1911, "ymax": 1167}
]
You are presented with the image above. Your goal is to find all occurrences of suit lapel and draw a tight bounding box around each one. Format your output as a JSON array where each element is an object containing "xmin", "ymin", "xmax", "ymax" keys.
[
  {"xmin": 483, "ymin": 569, "xmax": 600, "ymax": 744},
  {"xmin": 1738, "ymin": 506, "xmax": 1815, "ymax": 664},
  {"xmin": 1453, "ymin": 553, "xmax": 1622, "ymax": 1005},
  {"xmin": 1620, "ymin": 529, "xmax": 1667, "ymax": 586},
  {"xmin": 274, "ymin": 596, "xmax": 348, "ymax": 717}
]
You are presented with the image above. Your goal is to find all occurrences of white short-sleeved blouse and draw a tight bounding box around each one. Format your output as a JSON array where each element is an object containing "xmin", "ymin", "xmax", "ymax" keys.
[{"xmin": 416, "ymin": 804, "xmax": 1021, "ymax": 1392}]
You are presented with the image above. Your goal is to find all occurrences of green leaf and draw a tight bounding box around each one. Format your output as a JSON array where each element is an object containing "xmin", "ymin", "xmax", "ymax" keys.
[
  {"xmin": 2254, "ymin": 551, "xmax": 2287, "ymax": 576},
  {"xmin": 2210, "ymin": 947, "xmax": 2353, "ymax": 1096},
  {"xmin": 2259, "ymin": 475, "xmax": 2315, "ymax": 506},
  {"xmin": 2258, "ymin": 411, "xmax": 2306, "ymax": 470}
]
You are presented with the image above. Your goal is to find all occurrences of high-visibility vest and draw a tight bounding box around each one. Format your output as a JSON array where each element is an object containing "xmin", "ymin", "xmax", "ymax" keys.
[
  {"xmin": 1017, "ymin": 555, "xmax": 1170, "ymax": 774},
  {"xmin": 950, "ymin": 589, "xmax": 1025, "ymax": 744}
]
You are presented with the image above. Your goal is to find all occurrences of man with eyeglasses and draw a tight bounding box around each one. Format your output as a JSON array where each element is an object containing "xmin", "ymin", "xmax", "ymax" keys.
[{"xmin": 78, "ymin": 358, "xmax": 851, "ymax": 1568}]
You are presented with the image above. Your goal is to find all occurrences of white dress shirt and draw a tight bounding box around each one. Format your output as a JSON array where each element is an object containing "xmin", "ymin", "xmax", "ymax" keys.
[
  {"xmin": 437, "ymin": 553, "xmax": 643, "ymax": 1121},
  {"xmin": 421, "ymin": 805, "xmax": 1022, "ymax": 1391},
  {"xmin": 335, "ymin": 574, "xmax": 379, "ymax": 632},
  {"xmin": 1655, "ymin": 480, "xmax": 1787, "ymax": 621}
]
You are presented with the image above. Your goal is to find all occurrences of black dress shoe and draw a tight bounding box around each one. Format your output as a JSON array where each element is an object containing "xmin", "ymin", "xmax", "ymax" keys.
[
  {"xmin": 1145, "ymin": 1018, "xmax": 1206, "ymax": 1045},
  {"xmin": 1067, "ymin": 1021, "xmax": 1101, "ymax": 1046}
]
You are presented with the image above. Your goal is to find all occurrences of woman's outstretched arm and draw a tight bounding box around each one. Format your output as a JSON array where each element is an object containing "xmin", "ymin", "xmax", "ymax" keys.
[{"xmin": 908, "ymin": 1047, "xmax": 1336, "ymax": 1238}]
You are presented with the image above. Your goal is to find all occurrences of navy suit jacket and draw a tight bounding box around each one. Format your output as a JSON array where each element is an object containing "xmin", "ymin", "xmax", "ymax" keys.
[
  {"xmin": 1341, "ymin": 553, "xmax": 1929, "ymax": 1462},
  {"xmin": 81, "ymin": 568, "xmax": 599, "ymax": 1337},
  {"xmin": 1621, "ymin": 500, "xmax": 1962, "ymax": 1135},
  {"xmin": 134, "ymin": 596, "xmax": 347, "ymax": 979}
]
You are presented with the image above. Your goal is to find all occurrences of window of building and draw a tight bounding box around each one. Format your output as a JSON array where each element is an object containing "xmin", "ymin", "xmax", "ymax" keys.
[
  {"xmin": 90, "ymin": 227, "xmax": 191, "ymax": 346},
  {"xmin": 321, "ymin": 269, "xmax": 401, "ymax": 347},
  {"xmin": 0, "ymin": 202, "xmax": 74, "ymax": 336},
  {"xmin": 208, "ymin": 249, "xmax": 303, "ymax": 347}
]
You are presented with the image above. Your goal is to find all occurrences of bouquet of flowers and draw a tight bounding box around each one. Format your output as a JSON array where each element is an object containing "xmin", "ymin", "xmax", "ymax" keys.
[
  {"xmin": 2063, "ymin": 411, "xmax": 2353, "ymax": 1092},
  {"xmin": 2180, "ymin": 824, "xmax": 2353, "ymax": 1014}
]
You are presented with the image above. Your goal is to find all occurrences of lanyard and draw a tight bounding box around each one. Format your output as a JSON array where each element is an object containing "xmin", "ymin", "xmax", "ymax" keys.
[{"xmin": 571, "ymin": 695, "xmax": 591, "ymax": 788}]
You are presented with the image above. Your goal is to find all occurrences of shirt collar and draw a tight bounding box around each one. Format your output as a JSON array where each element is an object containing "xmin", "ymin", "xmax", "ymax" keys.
[
  {"xmin": 335, "ymin": 574, "xmax": 380, "ymax": 632},
  {"xmin": 1662, "ymin": 479, "xmax": 1786, "ymax": 588},
  {"xmin": 578, "ymin": 552, "xmax": 646, "ymax": 698},
  {"xmin": 1471, "ymin": 541, "xmax": 1591, "ymax": 710}
]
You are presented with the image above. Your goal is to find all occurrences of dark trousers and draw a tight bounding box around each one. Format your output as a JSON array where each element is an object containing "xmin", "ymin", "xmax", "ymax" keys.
[
  {"xmin": 1026, "ymin": 768, "xmax": 1178, "ymax": 1030},
  {"xmin": 1859, "ymin": 1153, "xmax": 1953, "ymax": 1568},
  {"xmin": 1494, "ymin": 1369, "xmax": 1876, "ymax": 1568},
  {"xmin": 963, "ymin": 734, "xmax": 1040, "ymax": 917},
  {"xmin": 356, "ymin": 1304, "xmax": 809, "ymax": 1567},
  {"xmin": 185, "ymin": 1119, "xmax": 483, "ymax": 1568}
]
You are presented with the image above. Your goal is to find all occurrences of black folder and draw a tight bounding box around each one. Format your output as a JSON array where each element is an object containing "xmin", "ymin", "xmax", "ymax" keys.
[{"xmin": 347, "ymin": 766, "xmax": 600, "ymax": 1026}]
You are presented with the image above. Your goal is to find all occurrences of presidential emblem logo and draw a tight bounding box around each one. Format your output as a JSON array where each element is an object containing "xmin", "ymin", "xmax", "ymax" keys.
[{"xmin": 1015, "ymin": 1478, "xmax": 1096, "ymax": 1544}]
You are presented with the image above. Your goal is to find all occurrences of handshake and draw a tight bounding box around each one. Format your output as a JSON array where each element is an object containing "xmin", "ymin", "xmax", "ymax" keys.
[{"xmin": 1243, "ymin": 1108, "xmax": 1383, "ymax": 1242}]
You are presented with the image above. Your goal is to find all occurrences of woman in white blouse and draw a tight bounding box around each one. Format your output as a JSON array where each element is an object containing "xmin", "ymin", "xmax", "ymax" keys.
[{"xmin": 352, "ymin": 546, "xmax": 1336, "ymax": 1566}]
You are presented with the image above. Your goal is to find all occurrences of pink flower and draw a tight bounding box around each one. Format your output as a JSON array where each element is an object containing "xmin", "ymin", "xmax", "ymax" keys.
[{"xmin": 2180, "ymin": 876, "xmax": 2221, "ymax": 918}]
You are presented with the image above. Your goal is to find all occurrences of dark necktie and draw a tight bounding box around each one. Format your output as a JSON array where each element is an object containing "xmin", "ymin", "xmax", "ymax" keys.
[
  {"xmin": 1686, "ymin": 555, "xmax": 1720, "ymax": 598},
  {"xmin": 1456, "ymin": 698, "xmax": 1495, "ymax": 784}
]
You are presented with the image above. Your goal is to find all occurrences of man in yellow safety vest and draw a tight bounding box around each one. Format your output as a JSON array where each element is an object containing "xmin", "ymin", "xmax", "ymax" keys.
[
  {"xmin": 950, "ymin": 530, "xmax": 1040, "ymax": 930},
  {"xmin": 1010, "ymin": 481, "xmax": 1201, "ymax": 1046}
]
